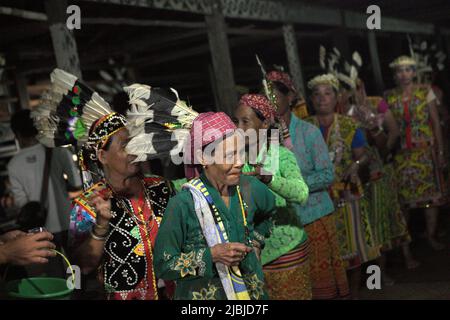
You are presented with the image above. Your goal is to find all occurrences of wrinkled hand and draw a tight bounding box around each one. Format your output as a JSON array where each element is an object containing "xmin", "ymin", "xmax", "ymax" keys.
[
  {"xmin": 211, "ymin": 242, "xmax": 253, "ymax": 266},
  {"xmin": 1, "ymin": 231, "xmax": 56, "ymax": 265},
  {"xmin": 0, "ymin": 230, "xmax": 26, "ymax": 243},
  {"xmin": 89, "ymin": 193, "xmax": 112, "ymax": 228},
  {"xmin": 252, "ymin": 240, "xmax": 261, "ymax": 261},
  {"xmin": 342, "ymin": 162, "xmax": 359, "ymax": 182},
  {"xmin": 243, "ymin": 165, "xmax": 273, "ymax": 184}
]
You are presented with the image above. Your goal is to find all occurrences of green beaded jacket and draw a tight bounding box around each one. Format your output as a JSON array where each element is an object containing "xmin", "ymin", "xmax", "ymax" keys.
[{"xmin": 153, "ymin": 174, "xmax": 276, "ymax": 300}]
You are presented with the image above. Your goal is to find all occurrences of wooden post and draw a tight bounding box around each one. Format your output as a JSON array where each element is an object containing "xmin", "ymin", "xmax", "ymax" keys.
[
  {"xmin": 44, "ymin": 0, "xmax": 82, "ymax": 78},
  {"xmin": 205, "ymin": 0, "xmax": 237, "ymax": 114},
  {"xmin": 282, "ymin": 24, "xmax": 305, "ymax": 95},
  {"xmin": 367, "ymin": 31, "xmax": 384, "ymax": 93},
  {"xmin": 15, "ymin": 73, "xmax": 29, "ymax": 110}
]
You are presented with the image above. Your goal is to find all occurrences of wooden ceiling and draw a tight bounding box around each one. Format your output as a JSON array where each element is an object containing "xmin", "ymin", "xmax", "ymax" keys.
[{"xmin": 0, "ymin": 0, "xmax": 449, "ymax": 110}]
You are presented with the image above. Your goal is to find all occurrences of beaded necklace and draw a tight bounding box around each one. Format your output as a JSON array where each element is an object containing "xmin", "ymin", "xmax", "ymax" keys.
[{"xmin": 105, "ymin": 179, "xmax": 159, "ymax": 299}]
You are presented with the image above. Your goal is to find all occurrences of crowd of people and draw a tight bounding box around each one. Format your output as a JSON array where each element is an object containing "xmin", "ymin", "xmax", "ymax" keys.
[{"xmin": 0, "ymin": 52, "xmax": 448, "ymax": 300}]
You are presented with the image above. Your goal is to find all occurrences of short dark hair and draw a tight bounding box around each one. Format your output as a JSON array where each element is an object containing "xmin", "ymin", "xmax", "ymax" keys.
[
  {"xmin": 271, "ymin": 81, "xmax": 290, "ymax": 96},
  {"xmin": 111, "ymin": 91, "xmax": 130, "ymax": 116},
  {"xmin": 10, "ymin": 109, "xmax": 38, "ymax": 138}
]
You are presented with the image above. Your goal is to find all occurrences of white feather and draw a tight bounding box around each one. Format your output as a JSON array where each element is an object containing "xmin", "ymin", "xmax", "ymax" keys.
[{"xmin": 353, "ymin": 51, "xmax": 362, "ymax": 67}]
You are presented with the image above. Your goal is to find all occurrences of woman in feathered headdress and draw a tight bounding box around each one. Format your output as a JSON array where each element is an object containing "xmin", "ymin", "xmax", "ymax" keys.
[
  {"xmin": 305, "ymin": 73, "xmax": 381, "ymax": 299},
  {"xmin": 32, "ymin": 69, "xmax": 174, "ymax": 300},
  {"xmin": 320, "ymin": 46, "xmax": 419, "ymax": 273}
]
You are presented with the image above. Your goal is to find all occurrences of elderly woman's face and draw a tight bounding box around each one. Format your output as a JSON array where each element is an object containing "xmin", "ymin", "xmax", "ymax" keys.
[
  {"xmin": 203, "ymin": 133, "xmax": 244, "ymax": 187},
  {"xmin": 395, "ymin": 66, "xmax": 416, "ymax": 86},
  {"xmin": 98, "ymin": 129, "xmax": 139, "ymax": 177},
  {"xmin": 233, "ymin": 104, "xmax": 269, "ymax": 147},
  {"xmin": 233, "ymin": 104, "xmax": 265, "ymax": 132},
  {"xmin": 311, "ymin": 84, "xmax": 337, "ymax": 115}
]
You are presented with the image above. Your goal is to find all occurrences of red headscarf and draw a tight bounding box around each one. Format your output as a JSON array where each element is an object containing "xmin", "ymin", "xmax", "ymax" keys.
[
  {"xmin": 239, "ymin": 94, "xmax": 276, "ymax": 123},
  {"xmin": 266, "ymin": 70, "xmax": 297, "ymax": 93},
  {"xmin": 184, "ymin": 112, "xmax": 237, "ymax": 180}
]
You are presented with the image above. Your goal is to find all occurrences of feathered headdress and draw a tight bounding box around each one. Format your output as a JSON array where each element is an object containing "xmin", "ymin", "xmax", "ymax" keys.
[
  {"xmin": 124, "ymin": 84, "xmax": 199, "ymax": 163},
  {"xmin": 32, "ymin": 68, "xmax": 127, "ymax": 190},
  {"xmin": 406, "ymin": 36, "xmax": 447, "ymax": 84},
  {"xmin": 255, "ymin": 55, "xmax": 293, "ymax": 150},
  {"xmin": 32, "ymin": 68, "xmax": 118, "ymax": 148},
  {"xmin": 255, "ymin": 55, "xmax": 278, "ymax": 110},
  {"xmin": 307, "ymin": 73, "xmax": 340, "ymax": 91},
  {"xmin": 95, "ymin": 58, "xmax": 130, "ymax": 102},
  {"xmin": 319, "ymin": 45, "xmax": 362, "ymax": 90}
]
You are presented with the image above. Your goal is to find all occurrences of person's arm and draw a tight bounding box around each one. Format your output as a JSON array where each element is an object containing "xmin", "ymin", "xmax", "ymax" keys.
[
  {"xmin": 0, "ymin": 232, "xmax": 56, "ymax": 266},
  {"xmin": 249, "ymin": 178, "xmax": 276, "ymax": 248},
  {"xmin": 70, "ymin": 194, "xmax": 111, "ymax": 275},
  {"xmin": 302, "ymin": 129, "xmax": 334, "ymax": 192},
  {"xmin": 383, "ymin": 110, "xmax": 400, "ymax": 152},
  {"xmin": 268, "ymin": 147, "xmax": 308, "ymax": 205},
  {"xmin": 153, "ymin": 195, "xmax": 215, "ymax": 281},
  {"xmin": 429, "ymin": 100, "xmax": 446, "ymax": 167},
  {"xmin": 342, "ymin": 128, "xmax": 369, "ymax": 180}
]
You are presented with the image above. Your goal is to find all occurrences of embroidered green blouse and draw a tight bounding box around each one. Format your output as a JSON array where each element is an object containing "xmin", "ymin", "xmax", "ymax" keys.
[
  {"xmin": 242, "ymin": 144, "xmax": 309, "ymax": 208},
  {"xmin": 242, "ymin": 144, "xmax": 309, "ymax": 264},
  {"xmin": 153, "ymin": 174, "xmax": 276, "ymax": 300}
]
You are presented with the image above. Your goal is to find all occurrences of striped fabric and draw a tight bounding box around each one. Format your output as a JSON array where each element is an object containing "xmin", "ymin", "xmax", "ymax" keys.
[
  {"xmin": 263, "ymin": 240, "xmax": 309, "ymax": 271},
  {"xmin": 263, "ymin": 239, "xmax": 312, "ymax": 300}
]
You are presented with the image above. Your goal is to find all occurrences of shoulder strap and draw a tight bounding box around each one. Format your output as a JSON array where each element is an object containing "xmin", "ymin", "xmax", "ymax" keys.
[{"xmin": 40, "ymin": 147, "xmax": 53, "ymax": 206}]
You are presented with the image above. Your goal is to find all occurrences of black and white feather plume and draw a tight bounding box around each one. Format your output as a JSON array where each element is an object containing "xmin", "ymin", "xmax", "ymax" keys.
[
  {"xmin": 407, "ymin": 36, "xmax": 447, "ymax": 84},
  {"xmin": 32, "ymin": 68, "xmax": 113, "ymax": 148},
  {"xmin": 319, "ymin": 45, "xmax": 362, "ymax": 89},
  {"xmin": 95, "ymin": 58, "xmax": 129, "ymax": 101},
  {"xmin": 125, "ymin": 84, "xmax": 198, "ymax": 163}
]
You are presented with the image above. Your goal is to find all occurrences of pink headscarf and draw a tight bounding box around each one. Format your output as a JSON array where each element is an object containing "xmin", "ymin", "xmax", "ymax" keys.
[
  {"xmin": 183, "ymin": 112, "xmax": 237, "ymax": 180},
  {"xmin": 239, "ymin": 94, "xmax": 276, "ymax": 124},
  {"xmin": 266, "ymin": 70, "xmax": 297, "ymax": 94}
]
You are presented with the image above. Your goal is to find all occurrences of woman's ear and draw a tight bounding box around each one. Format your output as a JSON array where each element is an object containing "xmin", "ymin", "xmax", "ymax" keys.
[
  {"xmin": 195, "ymin": 149, "xmax": 207, "ymax": 167},
  {"xmin": 262, "ymin": 119, "xmax": 271, "ymax": 130},
  {"xmin": 97, "ymin": 148, "xmax": 107, "ymax": 166}
]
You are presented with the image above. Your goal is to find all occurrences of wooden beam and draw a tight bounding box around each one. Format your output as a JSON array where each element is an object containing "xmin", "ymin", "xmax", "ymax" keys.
[
  {"xmin": 367, "ymin": 31, "xmax": 384, "ymax": 93},
  {"xmin": 205, "ymin": 0, "xmax": 237, "ymax": 114},
  {"xmin": 83, "ymin": 17, "xmax": 204, "ymax": 28},
  {"xmin": 0, "ymin": 6, "xmax": 47, "ymax": 21},
  {"xmin": 282, "ymin": 24, "xmax": 305, "ymax": 95},
  {"xmin": 44, "ymin": 0, "xmax": 82, "ymax": 78},
  {"xmin": 82, "ymin": 0, "xmax": 436, "ymax": 34}
]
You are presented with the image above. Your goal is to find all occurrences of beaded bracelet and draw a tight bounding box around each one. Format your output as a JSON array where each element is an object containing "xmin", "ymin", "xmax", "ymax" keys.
[
  {"xmin": 90, "ymin": 228, "xmax": 107, "ymax": 241},
  {"xmin": 95, "ymin": 223, "xmax": 109, "ymax": 230}
]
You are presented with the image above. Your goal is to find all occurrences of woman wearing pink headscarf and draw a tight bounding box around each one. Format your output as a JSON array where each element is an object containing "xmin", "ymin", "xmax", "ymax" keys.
[
  {"xmin": 153, "ymin": 111, "xmax": 276, "ymax": 300},
  {"xmin": 234, "ymin": 93, "xmax": 311, "ymax": 300}
]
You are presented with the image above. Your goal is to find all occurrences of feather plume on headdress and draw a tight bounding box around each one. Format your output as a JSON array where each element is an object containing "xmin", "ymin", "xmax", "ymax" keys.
[
  {"xmin": 406, "ymin": 36, "xmax": 447, "ymax": 84},
  {"xmin": 256, "ymin": 54, "xmax": 278, "ymax": 109},
  {"xmin": 32, "ymin": 68, "xmax": 114, "ymax": 148},
  {"xmin": 124, "ymin": 84, "xmax": 198, "ymax": 163},
  {"xmin": 318, "ymin": 45, "xmax": 362, "ymax": 90}
]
